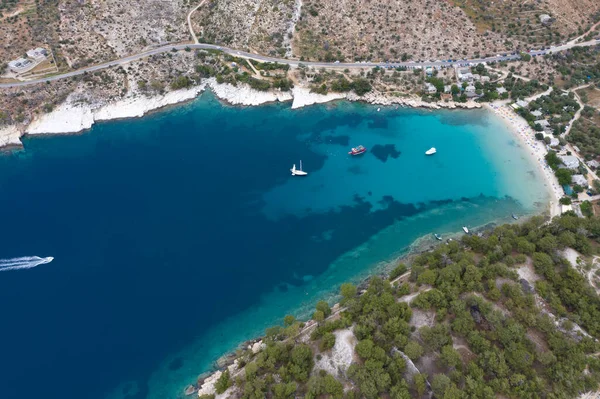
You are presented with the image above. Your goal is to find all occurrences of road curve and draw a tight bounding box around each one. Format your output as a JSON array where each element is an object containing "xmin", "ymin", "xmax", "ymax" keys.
[{"xmin": 1, "ymin": 39, "xmax": 599, "ymax": 89}]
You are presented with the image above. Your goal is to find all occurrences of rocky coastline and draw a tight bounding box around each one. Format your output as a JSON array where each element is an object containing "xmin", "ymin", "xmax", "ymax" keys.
[{"xmin": 0, "ymin": 79, "xmax": 481, "ymax": 149}]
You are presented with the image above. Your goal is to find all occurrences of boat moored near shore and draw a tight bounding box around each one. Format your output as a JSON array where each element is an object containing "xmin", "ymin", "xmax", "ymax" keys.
[{"xmin": 462, "ymin": 226, "xmax": 469, "ymax": 234}]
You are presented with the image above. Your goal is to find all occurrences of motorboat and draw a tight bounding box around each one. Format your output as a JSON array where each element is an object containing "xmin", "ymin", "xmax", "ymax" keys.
[
  {"xmin": 425, "ymin": 147, "xmax": 437, "ymax": 155},
  {"xmin": 349, "ymin": 145, "xmax": 367, "ymax": 156}
]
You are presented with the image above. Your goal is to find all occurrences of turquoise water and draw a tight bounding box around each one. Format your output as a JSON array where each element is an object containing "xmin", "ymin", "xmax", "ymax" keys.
[{"xmin": 0, "ymin": 92, "xmax": 548, "ymax": 399}]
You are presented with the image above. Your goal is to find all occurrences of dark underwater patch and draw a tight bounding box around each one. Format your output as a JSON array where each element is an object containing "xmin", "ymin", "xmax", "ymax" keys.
[{"xmin": 371, "ymin": 144, "xmax": 401, "ymax": 162}]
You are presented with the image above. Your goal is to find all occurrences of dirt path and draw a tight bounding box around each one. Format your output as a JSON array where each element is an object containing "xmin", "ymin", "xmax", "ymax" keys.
[{"xmin": 187, "ymin": 0, "xmax": 208, "ymax": 44}]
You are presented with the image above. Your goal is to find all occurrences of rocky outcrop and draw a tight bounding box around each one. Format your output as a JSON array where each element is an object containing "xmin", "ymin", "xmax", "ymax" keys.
[
  {"xmin": 208, "ymin": 78, "xmax": 292, "ymax": 106},
  {"xmin": 346, "ymin": 91, "xmax": 481, "ymax": 109},
  {"xmin": 0, "ymin": 125, "xmax": 24, "ymax": 148}
]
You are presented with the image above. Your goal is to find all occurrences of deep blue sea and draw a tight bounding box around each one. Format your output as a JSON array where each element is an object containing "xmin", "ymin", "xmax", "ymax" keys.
[{"xmin": 0, "ymin": 92, "xmax": 549, "ymax": 399}]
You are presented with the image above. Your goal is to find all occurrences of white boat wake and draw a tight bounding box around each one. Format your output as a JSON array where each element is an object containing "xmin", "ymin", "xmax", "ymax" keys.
[{"xmin": 0, "ymin": 256, "xmax": 54, "ymax": 272}]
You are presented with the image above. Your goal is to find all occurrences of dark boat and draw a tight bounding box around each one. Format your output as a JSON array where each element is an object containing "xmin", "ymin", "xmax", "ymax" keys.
[{"xmin": 349, "ymin": 145, "xmax": 367, "ymax": 156}]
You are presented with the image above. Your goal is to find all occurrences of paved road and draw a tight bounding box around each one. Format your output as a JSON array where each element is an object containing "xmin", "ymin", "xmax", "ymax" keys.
[{"xmin": 1, "ymin": 38, "xmax": 599, "ymax": 88}]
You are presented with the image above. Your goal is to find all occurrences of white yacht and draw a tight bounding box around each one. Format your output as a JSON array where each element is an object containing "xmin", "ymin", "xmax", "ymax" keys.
[
  {"xmin": 425, "ymin": 147, "xmax": 437, "ymax": 155},
  {"xmin": 462, "ymin": 226, "xmax": 469, "ymax": 234},
  {"xmin": 291, "ymin": 160, "xmax": 308, "ymax": 176}
]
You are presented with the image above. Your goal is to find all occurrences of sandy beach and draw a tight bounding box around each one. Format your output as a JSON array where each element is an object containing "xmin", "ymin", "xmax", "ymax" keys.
[{"xmin": 484, "ymin": 102, "xmax": 562, "ymax": 217}]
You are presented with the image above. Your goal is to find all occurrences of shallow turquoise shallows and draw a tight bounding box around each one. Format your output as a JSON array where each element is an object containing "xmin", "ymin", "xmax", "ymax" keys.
[{"xmin": 0, "ymin": 92, "xmax": 548, "ymax": 399}]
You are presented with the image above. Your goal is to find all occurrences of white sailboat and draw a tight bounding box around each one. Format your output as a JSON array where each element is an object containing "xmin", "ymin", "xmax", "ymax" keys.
[
  {"xmin": 291, "ymin": 160, "xmax": 308, "ymax": 176},
  {"xmin": 425, "ymin": 147, "xmax": 437, "ymax": 155}
]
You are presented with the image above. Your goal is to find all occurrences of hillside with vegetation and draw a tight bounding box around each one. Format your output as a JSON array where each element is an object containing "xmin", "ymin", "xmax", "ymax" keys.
[{"xmin": 198, "ymin": 214, "xmax": 600, "ymax": 399}]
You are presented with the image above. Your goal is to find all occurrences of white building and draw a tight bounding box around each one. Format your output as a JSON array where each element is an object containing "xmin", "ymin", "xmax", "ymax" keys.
[
  {"xmin": 539, "ymin": 14, "xmax": 553, "ymax": 25},
  {"xmin": 8, "ymin": 58, "xmax": 33, "ymax": 73},
  {"xmin": 534, "ymin": 119, "xmax": 550, "ymax": 128},
  {"xmin": 531, "ymin": 110, "xmax": 543, "ymax": 118},
  {"xmin": 587, "ymin": 160, "xmax": 600, "ymax": 169},
  {"xmin": 457, "ymin": 68, "xmax": 472, "ymax": 82},
  {"xmin": 496, "ymin": 87, "xmax": 507, "ymax": 94},
  {"xmin": 424, "ymin": 82, "xmax": 437, "ymax": 94},
  {"xmin": 26, "ymin": 47, "xmax": 48, "ymax": 61},
  {"xmin": 549, "ymin": 137, "xmax": 560, "ymax": 147},
  {"xmin": 571, "ymin": 174, "xmax": 588, "ymax": 187},
  {"xmin": 559, "ymin": 155, "xmax": 580, "ymax": 170}
]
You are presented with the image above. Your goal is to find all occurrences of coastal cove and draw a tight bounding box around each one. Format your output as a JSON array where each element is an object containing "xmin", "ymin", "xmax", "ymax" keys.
[{"xmin": 0, "ymin": 93, "xmax": 550, "ymax": 399}]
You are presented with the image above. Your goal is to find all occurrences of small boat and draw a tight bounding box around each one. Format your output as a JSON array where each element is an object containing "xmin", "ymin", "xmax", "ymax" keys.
[
  {"xmin": 349, "ymin": 145, "xmax": 367, "ymax": 156},
  {"xmin": 291, "ymin": 160, "xmax": 308, "ymax": 176},
  {"xmin": 462, "ymin": 226, "xmax": 469, "ymax": 234},
  {"xmin": 512, "ymin": 214, "xmax": 519, "ymax": 220},
  {"xmin": 434, "ymin": 234, "xmax": 442, "ymax": 241},
  {"xmin": 425, "ymin": 147, "xmax": 437, "ymax": 155},
  {"xmin": 377, "ymin": 108, "xmax": 381, "ymax": 112}
]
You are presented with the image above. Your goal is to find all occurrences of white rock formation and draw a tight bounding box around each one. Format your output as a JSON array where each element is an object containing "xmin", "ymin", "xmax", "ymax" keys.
[
  {"xmin": 208, "ymin": 78, "xmax": 292, "ymax": 106},
  {"xmin": 314, "ymin": 328, "xmax": 357, "ymax": 377},
  {"xmin": 0, "ymin": 125, "xmax": 23, "ymax": 147},
  {"xmin": 291, "ymin": 87, "xmax": 346, "ymax": 109},
  {"xmin": 26, "ymin": 103, "xmax": 94, "ymax": 135}
]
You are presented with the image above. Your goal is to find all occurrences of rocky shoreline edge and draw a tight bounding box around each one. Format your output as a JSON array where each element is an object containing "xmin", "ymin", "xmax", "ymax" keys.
[
  {"xmin": 183, "ymin": 221, "xmax": 505, "ymax": 398},
  {"xmin": 0, "ymin": 78, "xmax": 481, "ymax": 149}
]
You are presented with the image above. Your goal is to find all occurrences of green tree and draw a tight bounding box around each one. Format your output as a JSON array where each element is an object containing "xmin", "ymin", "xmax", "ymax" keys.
[
  {"xmin": 215, "ymin": 370, "xmax": 232, "ymax": 394},
  {"xmin": 272, "ymin": 382, "xmax": 296, "ymax": 399},
  {"xmin": 340, "ymin": 283, "xmax": 357, "ymax": 301},
  {"xmin": 404, "ymin": 341, "xmax": 424, "ymax": 360},
  {"xmin": 284, "ymin": 315, "xmax": 295, "ymax": 327},
  {"xmin": 351, "ymin": 78, "xmax": 372, "ymax": 95},
  {"xmin": 555, "ymin": 168, "xmax": 572, "ymax": 186},
  {"xmin": 390, "ymin": 263, "xmax": 408, "ymax": 280},
  {"xmin": 432, "ymin": 374, "xmax": 451, "ymax": 397},
  {"xmin": 417, "ymin": 269, "xmax": 437, "ymax": 285},
  {"xmin": 245, "ymin": 362, "xmax": 258, "ymax": 381},
  {"xmin": 170, "ymin": 75, "xmax": 193, "ymax": 90},
  {"xmin": 321, "ymin": 332, "xmax": 336, "ymax": 351},
  {"xmin": 414, "ymin": 373, "xmax": 427, "ymax": 396},
  {"xmin": 581, "ymin": 201, "xmax": 593, "ymax": 217},
  {"xmin": 316, "ymin": 300, "xmax": 331, "ymax": 317},
  {"xmin": 313, "ymin": 310, "xmax": 325, "ymax": 323},
  {"xmin": 289, "ymin": 344, "xmax": 313, "ymax": 382},
  {"xmin": 390, "ymin": 380, "xmax": 411, "ymax": 399},
  {"xmin": 440, "ymin": 345, "xmax": 462, "ymax": 370}
]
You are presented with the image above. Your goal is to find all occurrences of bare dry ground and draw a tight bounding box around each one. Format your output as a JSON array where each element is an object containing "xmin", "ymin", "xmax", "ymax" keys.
[
  {"xmin": 191, "ymin": 0, "xmax": 299, "ymax": 57},
  {"xmin": 0, "ymin": 49, "xmax": 200, "ymax": 126},
  {"xmin": 0, "ymin": 0, "xmax": 61, "ymax": 64},
  {"xmin": 451, "ymin": 0, "xmax": 600, "ymax": 47},
  {"xmin": 293, "ymin": 0, "xmax": 512, "ymax": 62},
  {"xmin": 56, "ymin": 0, "xmax": 190, "ymax": 69}
]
